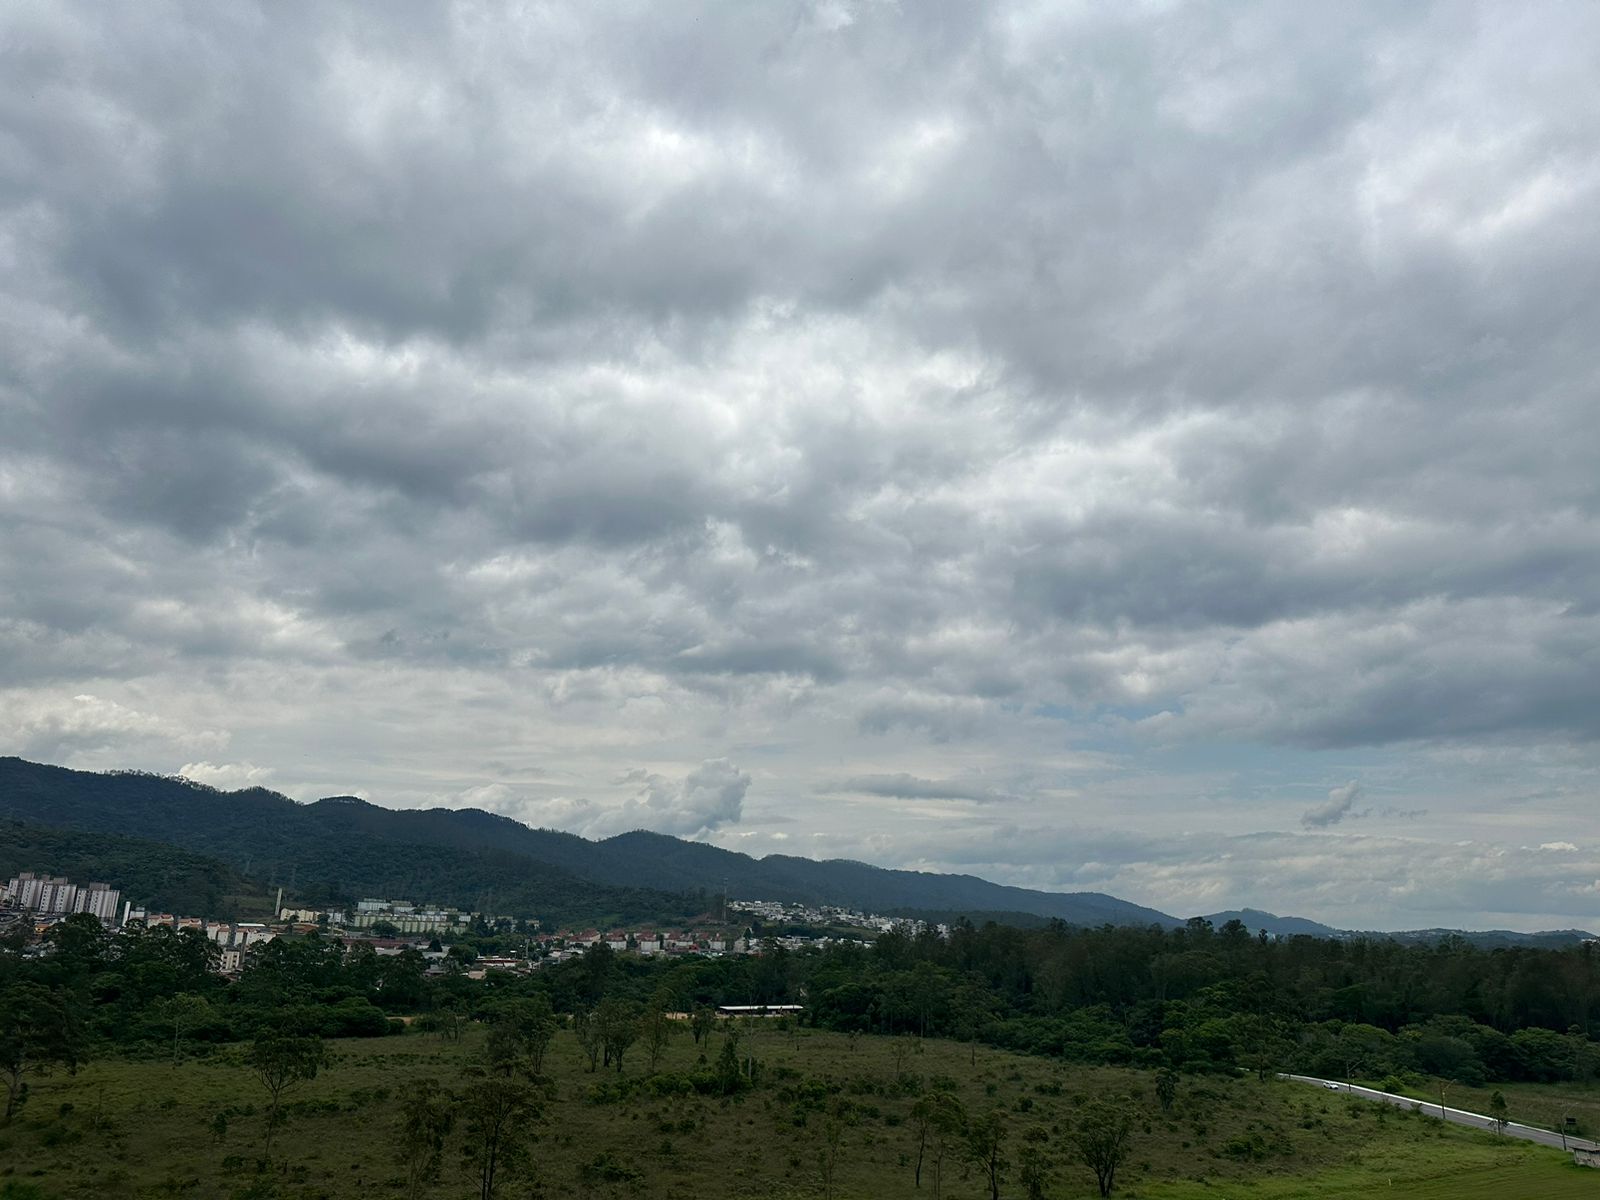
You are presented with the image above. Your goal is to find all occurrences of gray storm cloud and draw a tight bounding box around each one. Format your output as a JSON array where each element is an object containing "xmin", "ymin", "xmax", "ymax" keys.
[{"xmin": 2, "ymin": 2, "xmax": 1599, "ymax": 928}]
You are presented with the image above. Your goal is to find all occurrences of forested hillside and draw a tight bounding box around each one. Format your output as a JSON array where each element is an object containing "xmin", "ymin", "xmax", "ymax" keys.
[
  {"xmin": 0, "ymin": 757, "xmax": 1175, "ymax": 927},
  {"xmin": 0, "ymin": 820, "xmax": 264, "ymax": 918},
  {"xmin": 0, "ymin": 760, "xmax": 702, "ymax": 928}
]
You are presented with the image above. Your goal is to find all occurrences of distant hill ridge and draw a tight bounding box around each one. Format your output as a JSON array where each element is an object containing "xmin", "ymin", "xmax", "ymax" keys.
[
  {"xmin": 5, "ymin": 757, "xmax": 1590, "ymax": 945},
  {"xmin": 1198, "ymin": 907, "xmax": 1595, "ymax": 949},
  {"xmin": 0, "ymin": 759, "xmax": 699, "ymax": 928},
  {"xmin": 0, "ymin": 756, "xmax": 1173, "ymax": 928}
]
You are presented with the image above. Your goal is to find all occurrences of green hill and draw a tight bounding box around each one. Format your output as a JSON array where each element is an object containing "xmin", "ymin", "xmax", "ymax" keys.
[
  {"xmin": 0, "ymin": 760, "xmax": 702, "ymax": 928},
  {"xmin": 0, "ymin": 756, "xmax": 1176, "ymax": 928},
  {"xmin": 0, "ymin": 819, "xmax": 267, "ymax": 919}
]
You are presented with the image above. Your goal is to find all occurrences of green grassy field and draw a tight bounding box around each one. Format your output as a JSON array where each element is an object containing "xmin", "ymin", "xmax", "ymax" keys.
[
  {"xmin": 1142, "ymin": 1140, "xmax": 1596, "ymax": 1199},
  {"xmin": 1, "ymin": 1027, "xmax": 1592, "ymax": 1199}
]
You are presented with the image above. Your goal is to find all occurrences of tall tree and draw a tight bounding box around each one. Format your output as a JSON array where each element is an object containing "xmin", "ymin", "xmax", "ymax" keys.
[
  {"xmin": 596, "ymin": 997, "xmax": 639, "ymax": 1073},
  {"xmin": 1017, "ymin": 1131, "xmax": 1052, "ymax": 1200},
  {"xmin": 394, "ymin": 1077, "xmax": 455, "ymax": 1200},
  {"xmin": 642, "ymin": 992, "xmax": 674, "ymax": 1073},
  {"xmin": 966, "ymin": 1109, "xmax": 1009, "ymax": 1200},
  {"xmin": 892, "ymin": 1033, "xmax": 915, "ymax": 1076},
  {"xmin": 0, "ymin": 982, "xmax": 84, "ymax": 1124},
  {"xmin": 715, "ymin": 1029, "xmax": 744, "ymax": 1095},
  {"xmin": 579, "ymin": 941, "xmax": 614, "ymax": 1002},
  {"xmin": 1489, "ymin": 1090, "xmax": 1509, "ymax": 1134},
  {"xmin": 691, "ymin": 1004, "xmax": 717, "ymax": 1047},
  {"xmin": 460, "ymin": 1073, "xmax": 539, "ymax": 1200},
  {"xmin": 1234, "ymin": 1013, "xmax": 1291, "ymax": 1081},
  {"xmin": 910, "ymin": 1090, "xmax": 966, "ymax": 1199},
  {"xmin": 817, "ymin": 1098, "xmax": 853, "ymax": 1200},
  {"xmin": 1071, "ymin": 1098, "xmax": 1135, "ymax": 1198},
  {"xmin": 573, "ymin": 1007, "xmax": 603, "ymax": 1073},
  {"xmin": 45, "ymin": 913, "xmax": 111, "ymax": 979},
  {"xmin": 519, "ymin": 994, "xmax": 558, "ymax": 1076},
  {"xmin": 158, "ymin": 993, "xmax": 215, "ymax": 1067},
  {"xmin": 247, "ymin": 1030, "xmax": 328, "ymax": 1156},
  {"xmin": 1155, "ymin": 1067, "xmax": 1179, "ymax": 1113},
  {"xmin": 484, "ymin": 996, "xmax": 556, "ymax": 1078}
]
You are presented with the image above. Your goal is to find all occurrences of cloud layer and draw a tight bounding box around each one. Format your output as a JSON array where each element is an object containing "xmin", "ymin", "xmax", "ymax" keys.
[{"xmin": 2, "ymin": 2, "xmax": 1598, "ymax": 929}]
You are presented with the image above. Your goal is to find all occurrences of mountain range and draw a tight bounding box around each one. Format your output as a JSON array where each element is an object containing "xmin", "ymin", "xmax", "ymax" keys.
[
  {"xmin": 1191, "ymin": 907, "xmax": 1594, "ymax": 949},
  {"xmin": 1, "ymin": 756, "xmax": 1592, "ymax": 946},
  {"xmin": 0, "ymin": 757, "xmax": 1170, "ymax": 928}
]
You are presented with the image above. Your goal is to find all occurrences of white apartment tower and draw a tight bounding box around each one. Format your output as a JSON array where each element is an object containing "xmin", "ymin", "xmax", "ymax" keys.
[{"xmin": 3, "ymin": 872, "xmax": 121, "ymax": 924}]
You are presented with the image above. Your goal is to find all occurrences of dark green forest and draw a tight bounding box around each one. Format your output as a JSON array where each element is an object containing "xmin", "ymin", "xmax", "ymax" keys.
[
  {"xmin": 0, "ymin": 821, "xmax": 260, "ymax": 919},
  {"xmin": 6, "ymin": 912, "xmax": 1599, "ymax": 1118},
  {"xmin": 0, "ymin": 813, "xmax": 702, "ymax": 931}
]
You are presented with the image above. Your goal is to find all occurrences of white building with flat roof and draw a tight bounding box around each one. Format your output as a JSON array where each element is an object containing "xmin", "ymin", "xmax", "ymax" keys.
[{"xmin": 3, "ymin": 873, "xmax": 120, "ymax": 924}]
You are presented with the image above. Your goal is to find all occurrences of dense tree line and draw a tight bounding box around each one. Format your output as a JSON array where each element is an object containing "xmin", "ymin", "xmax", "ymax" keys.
[
  {"xmin": 789, "ymin": 917, "xmax": 1600, "ymax": 1087},
  {"xmin": 9, "ymin": 913, "xmax": 1600, "ymax": 1198},
  {"xmin": 6, "ymin": 912, "xmax": 1600, "ymax": 1131},
  {"xmin": 527, "ymin": 918, "xmax": 1600, "ymax": 1088}
]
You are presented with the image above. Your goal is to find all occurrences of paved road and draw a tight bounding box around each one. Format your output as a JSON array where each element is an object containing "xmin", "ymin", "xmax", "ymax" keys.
[{"xmin": 1281, "ymin": 1074, "xmax": 1600, "ymax": 1153}]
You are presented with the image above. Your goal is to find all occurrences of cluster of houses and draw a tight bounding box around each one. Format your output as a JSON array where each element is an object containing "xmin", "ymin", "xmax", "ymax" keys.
[
  {"xmin": 558, "ymin": 928, "xmax": 743, "ymax": 956},
  {"xmin": 115, "ymin": 907, "xmax": 281, "ymax": 973},
  {"xmin": 729, "ymin": 896, "xmax": 947, "ymax": 939},
  {"xmin": 5, "ymin": 870, "xmax": 937, "ymax": 981}
]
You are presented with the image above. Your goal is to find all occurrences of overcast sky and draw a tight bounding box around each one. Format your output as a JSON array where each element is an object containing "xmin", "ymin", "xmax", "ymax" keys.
[{"xmin": 4, "ymin": 2, "xmax": 1599, "ymax": 931}]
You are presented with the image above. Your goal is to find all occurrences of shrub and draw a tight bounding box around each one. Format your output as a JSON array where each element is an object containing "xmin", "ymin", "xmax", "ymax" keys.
[
  {"xmin": 1220, "ymin": 1132, "xmax": 1269, "ymax": 1161},
  {"xmin": 579, "ymin": 1153, "xmax": 644, "ymax": 1184}
]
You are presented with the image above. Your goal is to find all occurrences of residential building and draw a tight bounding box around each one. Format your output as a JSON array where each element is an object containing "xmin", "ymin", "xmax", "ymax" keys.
[
  {"xmin": 346, "ymin": 897, "xmax": 472, "ymax": 934},
  {"xmin": 3, "ymin": 872, "xmax": 120, "ymax": 924}
]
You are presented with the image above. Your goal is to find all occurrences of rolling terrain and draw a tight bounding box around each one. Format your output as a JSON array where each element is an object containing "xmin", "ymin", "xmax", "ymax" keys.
[
  {"xmin": 0, "ymin": 756, "xmax": 1171, "ymax": 927},
  {"xmin": 9, "ymin": 1027, "xmax": 1594, "ymax": 1200},
  {"xmin": 5, "ymin": 757, "xmax": 1593, "ymax": 942}
]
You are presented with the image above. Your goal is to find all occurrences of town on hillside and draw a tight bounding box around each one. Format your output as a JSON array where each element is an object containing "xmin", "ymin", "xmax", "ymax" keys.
[{"xmin": 1, "ymin": 869, "xmax": 946, "ymax": 980}]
